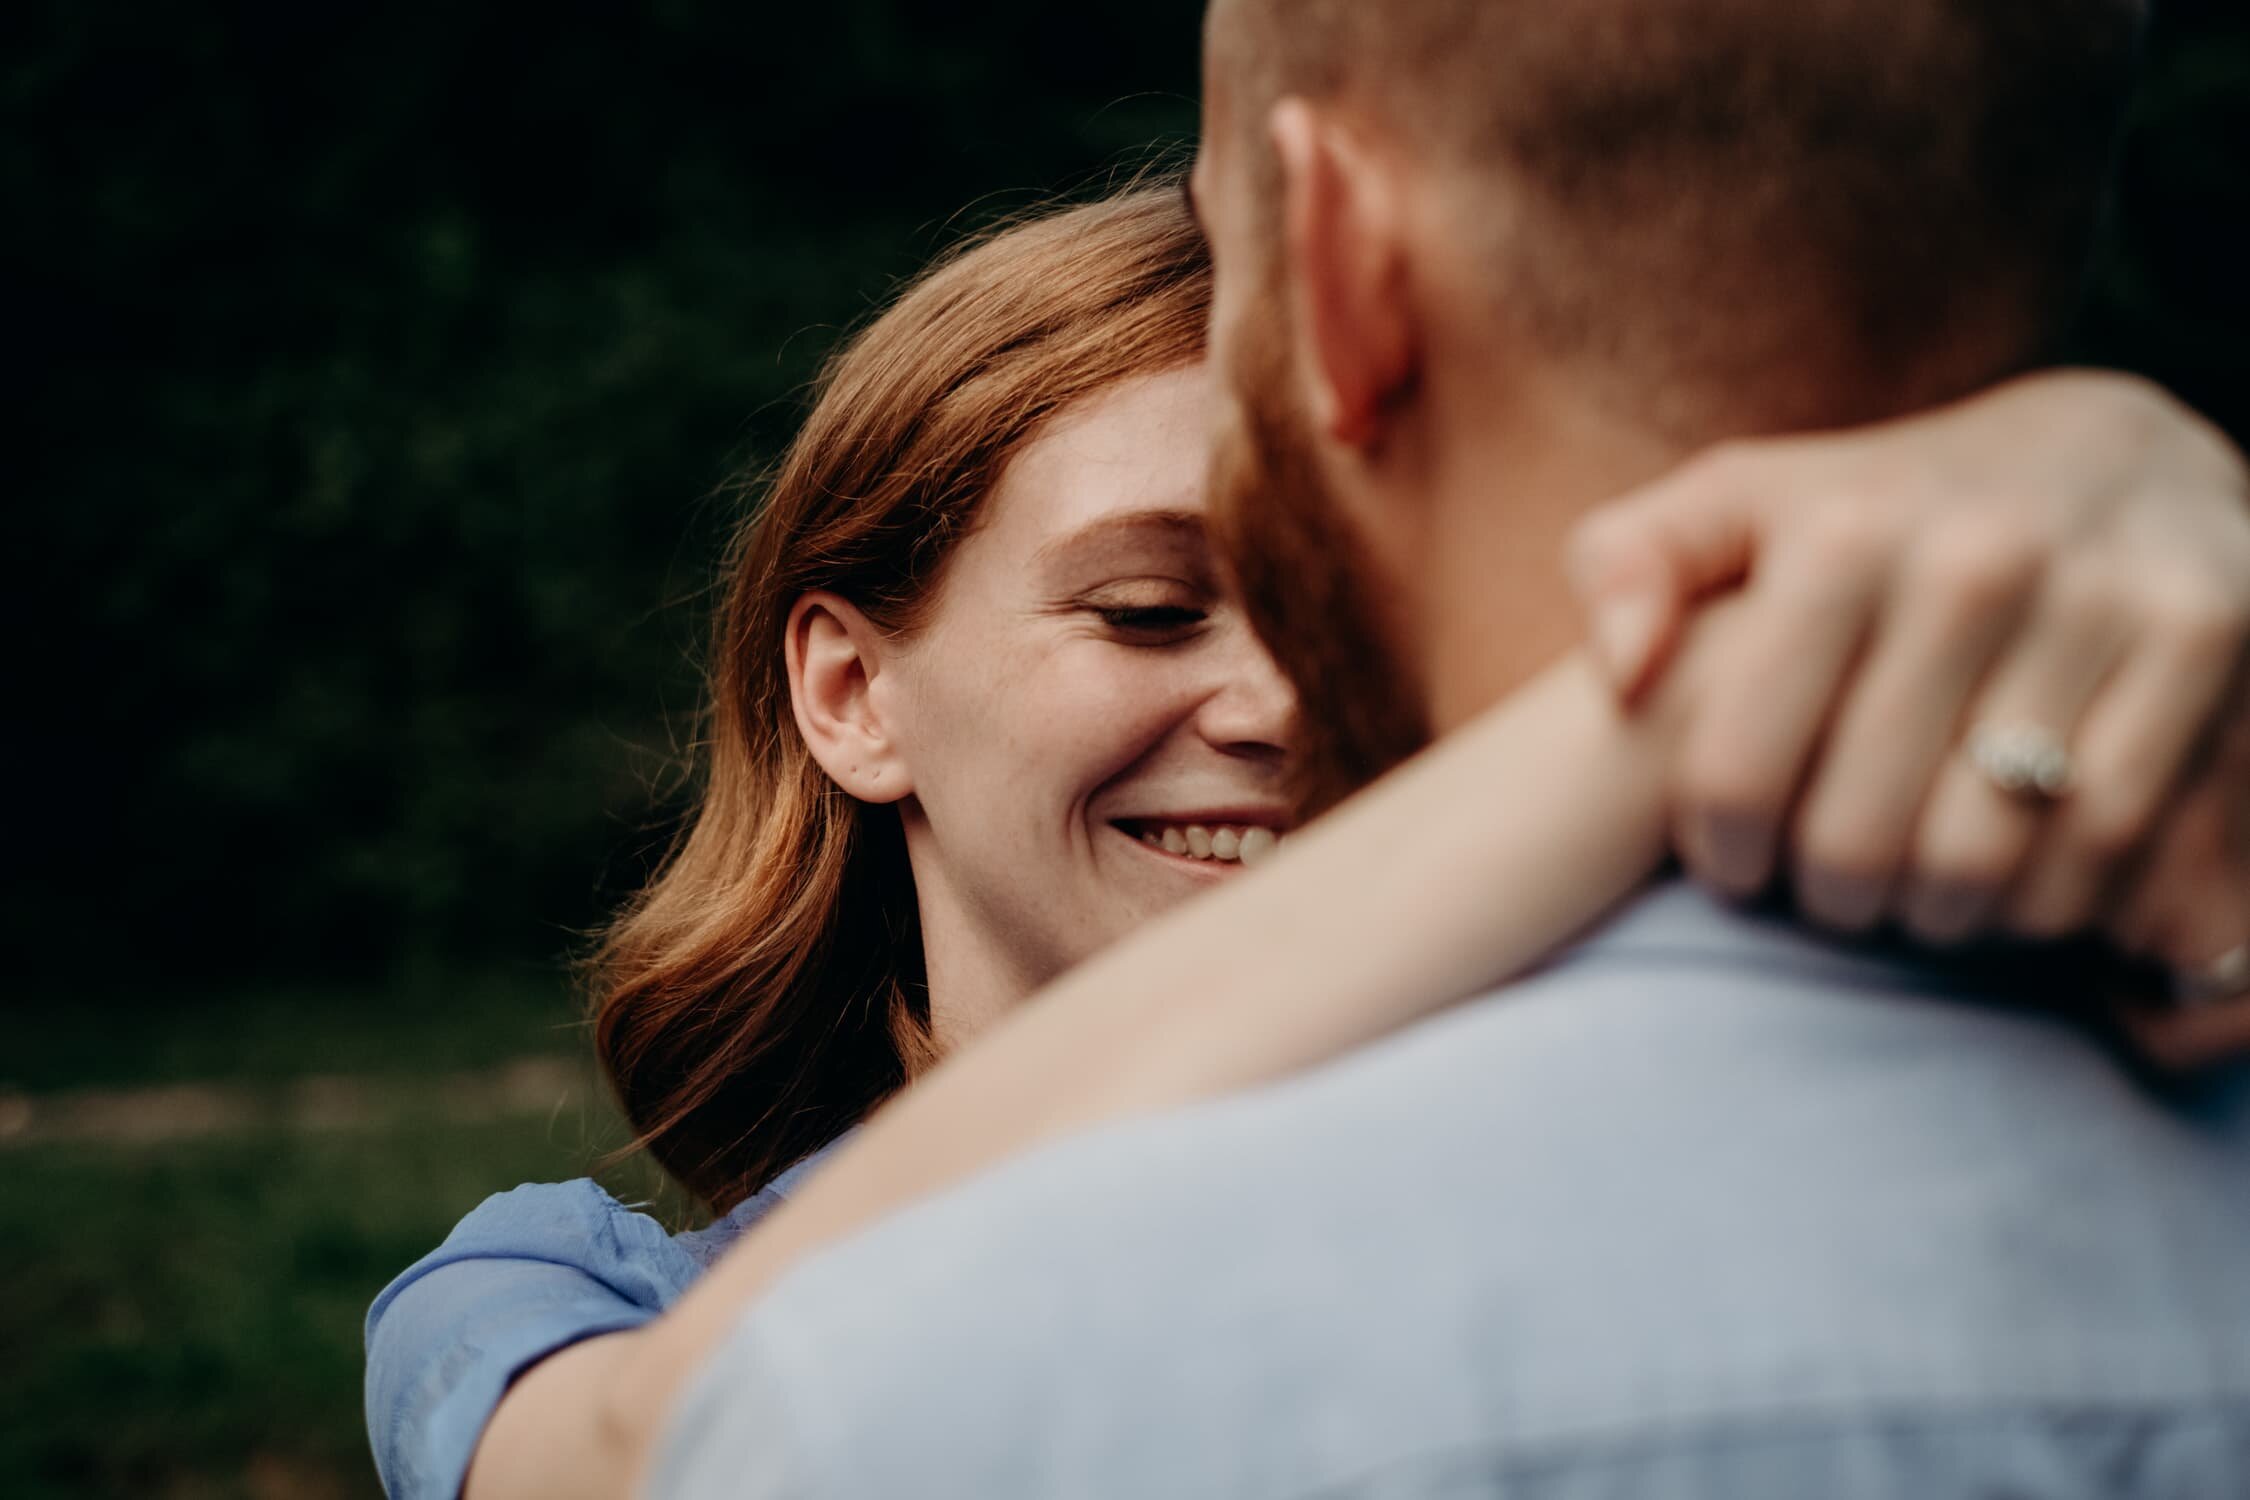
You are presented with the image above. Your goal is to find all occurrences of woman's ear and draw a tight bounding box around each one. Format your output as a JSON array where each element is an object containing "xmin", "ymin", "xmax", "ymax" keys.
[{"xmin": 785, "ymin": 592, "xmax": 913, "ymax": 804}]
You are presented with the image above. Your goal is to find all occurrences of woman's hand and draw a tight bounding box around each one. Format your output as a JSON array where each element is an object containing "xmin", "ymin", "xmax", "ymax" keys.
[
  {"xmin": 1567, "ymin": 368, "xmax": 2250, "ymax": 1058},
  {"xmin": 2111, "ymin": 712, "xmax": 2250, "ymax": 1069}
]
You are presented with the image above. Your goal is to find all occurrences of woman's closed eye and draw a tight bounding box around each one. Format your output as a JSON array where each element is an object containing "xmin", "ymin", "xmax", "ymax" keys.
[
  {"xmin": 1075, "ymin": 582, "xmax": 1213, "ymax": 643},
  {"xmin": 1095, "ymin": 603, "xmax": 1209, "ymax": 641}
]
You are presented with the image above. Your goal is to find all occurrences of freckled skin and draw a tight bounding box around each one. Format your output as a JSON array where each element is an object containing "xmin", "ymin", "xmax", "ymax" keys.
[{"xmin": 872, "ymin": 365, "xmax": 1300, "ymax": 1047}]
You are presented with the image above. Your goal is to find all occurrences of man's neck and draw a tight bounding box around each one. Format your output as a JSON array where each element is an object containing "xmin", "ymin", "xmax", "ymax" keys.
[{"xmin": 1406, "ymin": 383, "xmax": 1684, "ymax": 734}]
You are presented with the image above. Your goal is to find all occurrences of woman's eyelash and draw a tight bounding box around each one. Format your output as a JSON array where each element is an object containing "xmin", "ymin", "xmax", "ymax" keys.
[{"xmin": 1094, "ymin": 604, "xmax": 1208, "ymax": 632}]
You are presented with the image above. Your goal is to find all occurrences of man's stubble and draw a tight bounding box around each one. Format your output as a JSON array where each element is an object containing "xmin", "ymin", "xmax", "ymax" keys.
[{"xmin": 1205, "ymin": 277, "xmax": 1435, "ymax": 820}]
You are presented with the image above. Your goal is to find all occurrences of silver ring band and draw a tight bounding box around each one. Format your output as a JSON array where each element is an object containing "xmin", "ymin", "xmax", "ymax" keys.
[{"xmin": 2171, "ymin": 944, "xmax": 2250, "ymax": 1010}]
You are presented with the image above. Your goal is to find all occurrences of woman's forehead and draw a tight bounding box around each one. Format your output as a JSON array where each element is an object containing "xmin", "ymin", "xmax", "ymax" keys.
[{"xmin": 983, "ymin": 364, "xmax": 1214, "ymax": 559}]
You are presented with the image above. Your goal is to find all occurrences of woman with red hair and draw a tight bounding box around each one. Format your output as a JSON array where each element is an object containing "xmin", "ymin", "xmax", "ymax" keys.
[{"xmin": 367, "ymin": 181, "xmax": 2250, "ymax": 1500}]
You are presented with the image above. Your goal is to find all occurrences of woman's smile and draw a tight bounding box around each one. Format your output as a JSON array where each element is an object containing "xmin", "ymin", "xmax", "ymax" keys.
[
  {"xmin": 852, "ymin": 364, "xmax": 1297, "ymax": 1016},
  {"xmin": 1111, "ymin": 815, "xmax": 1286, "ymax": 870}
]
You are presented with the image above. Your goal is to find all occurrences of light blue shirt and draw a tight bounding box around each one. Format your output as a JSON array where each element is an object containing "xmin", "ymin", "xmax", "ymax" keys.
[
  {"xmin": 654, "ymin": 881, "xmax": 2250, "ymax": 1499},
  {"xmin": 363, "ymin": 1143, "xmax": 839, "ymax": 1500}
]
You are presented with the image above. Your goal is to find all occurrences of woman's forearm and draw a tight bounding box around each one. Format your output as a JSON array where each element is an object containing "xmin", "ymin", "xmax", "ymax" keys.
[
  {"xmin": 462, "ymin": 1332, "xmax": 643, "ymax": 1500},
  {"xmin": 604, "ymin": 651, "xmax": 1676, "ymax": 1481}
]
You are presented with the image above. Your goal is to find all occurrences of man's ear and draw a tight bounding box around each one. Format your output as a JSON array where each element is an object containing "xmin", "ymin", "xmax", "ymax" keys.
[
  {"xmin": 785, "ymin": 592, "xmax": 912, "ymax": 805},
  {"xmin": 1268, "ymin": 97, "xmax": 1417, "ymax": 450}
]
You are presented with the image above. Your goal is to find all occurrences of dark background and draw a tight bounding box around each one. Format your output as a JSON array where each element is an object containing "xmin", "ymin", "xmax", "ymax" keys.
[
  {"xmin": 3, "ymin": 2, "xmax": 2246, "ymax": 1496},
  {"xmin": 10, "ymin": 1, "xmax": 2250, "ymax": 1001},
  {"xmin": 11, "ymin": 1, "xmax": 1212, "ymax": 995}
]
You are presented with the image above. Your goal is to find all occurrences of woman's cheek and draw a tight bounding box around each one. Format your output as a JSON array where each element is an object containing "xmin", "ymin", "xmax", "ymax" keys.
[
  {"xmin": 1039, "ymin": 647, "xmax": 1202, "ymax": 768},
  {"xmin": 1087, "ymin": 644, "xmax": 1203, "ymax": 713}
]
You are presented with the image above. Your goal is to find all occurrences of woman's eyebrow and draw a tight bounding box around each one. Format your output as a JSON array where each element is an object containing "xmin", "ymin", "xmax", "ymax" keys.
[{"xmin": 1033, "ymin": 509, "xmax": 1209, "ymax": 572}]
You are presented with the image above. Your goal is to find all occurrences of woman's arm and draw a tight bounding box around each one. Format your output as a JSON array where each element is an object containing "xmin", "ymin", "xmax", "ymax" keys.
[
  {"xmin": 368, "ymin": 1178, "xmax": 781, "ymax": 1500},
  {"xmin": 462, "ymin": 648, "xmax": 1684, "ymax": 1500},
  {"xmin": 611, "ymin": 650, "xmax": 1683, "ymax": 1486},
  {"xmin": 460, "ymin": 383, "xmax": 2250, "ymax": 1500}
]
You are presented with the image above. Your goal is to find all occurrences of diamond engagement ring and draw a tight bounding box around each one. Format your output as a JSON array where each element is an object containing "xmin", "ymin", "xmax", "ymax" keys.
[
  {"xmin": 1966, "ymin": 723, "xmax": 2074, "ymax": 801},
  {"xmin": 2171, "ymin": 944, "xmax": 2250, "ymax": 1010}
]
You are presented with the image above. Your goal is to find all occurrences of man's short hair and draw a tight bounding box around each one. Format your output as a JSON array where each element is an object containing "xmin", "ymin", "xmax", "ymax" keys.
[{"xmin": 1209, "ymin": 0, "xmax": 2147, "ymax": 437}]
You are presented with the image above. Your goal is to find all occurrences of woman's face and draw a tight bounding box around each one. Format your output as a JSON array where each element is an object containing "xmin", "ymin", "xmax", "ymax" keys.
[{"xmin": 875, "ymin": 364, "xmax": 1298, "ymax": 1041}]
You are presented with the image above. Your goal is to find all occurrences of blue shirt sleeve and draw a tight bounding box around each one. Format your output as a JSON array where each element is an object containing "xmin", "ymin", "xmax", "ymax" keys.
[
  {"xmin": 363, "ymin": 1139, "xmax": 847, "ymax": 1500},
  {"xmin": 363, "ymin": 1180, "xmax": 701, "ymax": 1500}
]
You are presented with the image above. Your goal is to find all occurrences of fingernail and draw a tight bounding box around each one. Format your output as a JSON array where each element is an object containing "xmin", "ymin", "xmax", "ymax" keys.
[
  {"xmin": 1797, "ymin": 867, "xmax": 1887, "ymax": 933},
  {"xmin": 1901, "ymin": 879, "xmax": 1987, "ymax": 947},
  {"xmin": 1588, "ymin": 591, "xmax": 1662, "ymax": 694},
  {"xmin": 1691, "ymin": 809, "xmax": 1775, "ymax": 897}
]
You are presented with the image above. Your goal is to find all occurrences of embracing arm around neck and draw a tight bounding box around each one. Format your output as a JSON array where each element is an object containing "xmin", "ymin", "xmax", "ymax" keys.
[{"xmin": 454, "ymin": 645, "xmax": 1684, "ymax": 1500}]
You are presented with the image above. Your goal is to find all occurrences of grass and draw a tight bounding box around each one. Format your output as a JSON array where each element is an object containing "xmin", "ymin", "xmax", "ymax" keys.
[
  {"xmin": 1, "ymin": 974, "xmax": 678, "ymax": 1500},
  {"xmin": 0, "ymin": 1108, "xmax": 671, "ymax": 1500}
]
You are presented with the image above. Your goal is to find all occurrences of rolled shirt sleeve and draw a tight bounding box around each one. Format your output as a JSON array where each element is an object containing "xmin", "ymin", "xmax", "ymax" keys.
[
  {"xmin": 363, "ymin": 1140, "xmax": 843, "ymax": 1500},
  {"xmin": 363, "ymin": 1182, "xmax": 698, "ymax": 1500}
]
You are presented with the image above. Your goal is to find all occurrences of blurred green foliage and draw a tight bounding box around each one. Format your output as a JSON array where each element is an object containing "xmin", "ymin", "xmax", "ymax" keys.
[
  {"xmin": 6, "ymin": 0, "xmax": 2245, "ymax": 998},
  {"xmin": 0, "ymin": 1110, "xmax": 640, "ymax": 1499},
  {"xmin": 11, "ymin": 0, "xmax": 1206, "ymax": 990}
]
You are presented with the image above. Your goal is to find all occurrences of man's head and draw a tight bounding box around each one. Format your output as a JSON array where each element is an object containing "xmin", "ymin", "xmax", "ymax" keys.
[{"xmin": 1192, "ymin": 0, "xmax": 2145, "ymax": 813}]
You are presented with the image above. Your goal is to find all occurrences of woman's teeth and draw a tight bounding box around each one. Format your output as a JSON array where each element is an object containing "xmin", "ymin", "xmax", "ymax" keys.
[{"xmin": 1138, "ymin": 824, "xmax": 1282, "ymax": 867}]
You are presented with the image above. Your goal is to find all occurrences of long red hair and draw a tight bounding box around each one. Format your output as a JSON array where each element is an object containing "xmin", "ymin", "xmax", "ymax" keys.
[{"xmin": 592, "ymin": 184, "xmax": 1211, "ymax": 1210}]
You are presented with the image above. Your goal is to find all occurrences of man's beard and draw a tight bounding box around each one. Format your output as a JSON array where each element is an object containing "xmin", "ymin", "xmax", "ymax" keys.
[{"xmin": 1206, "ymin": 284, "xmax": 1432, "ymax": 820}]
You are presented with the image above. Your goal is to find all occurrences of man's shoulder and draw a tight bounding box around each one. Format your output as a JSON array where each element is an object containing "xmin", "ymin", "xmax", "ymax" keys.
[{"xmin": 654, "ymin": 886, "xmax": 2250, "ymax": 1499}]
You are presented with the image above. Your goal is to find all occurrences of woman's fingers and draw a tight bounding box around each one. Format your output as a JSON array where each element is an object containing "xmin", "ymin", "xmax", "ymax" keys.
[
  {"xmin": 1566, "ymin": 442, "xmax": 1776, "ymax": 702},
  {"xmin": 2109, "ymin": 760, "xmax": 2250, "ymax": 962},
  {"xmin": 2107, "ymin": 745, "xmax": 2250, "ymax": 1069},
  {"xmin": 1578, "ymin": 369, "xmax": 2250, "ymax": 952},
  {"xmin": 2002, "ymin": 578, "xmax": 2249, "ymax": 937},
  {"xmin": 2123, "ymin": 996, "xmax": 2250, "ymax": 1073},
  {"xmin": 1892, "ymin": 569, "xmax": 2133, "ymax": 944},
  {"xmin": 1671, "ymin": 504, "xmax": 1888, "ymax": 897},
  {"xmin": 1783, "ymin": 519, "xmax": 2037, "ymax": 931}
]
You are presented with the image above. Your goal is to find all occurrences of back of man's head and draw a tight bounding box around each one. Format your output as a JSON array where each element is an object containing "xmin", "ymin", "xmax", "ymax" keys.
[{"xmin": 1207, "ymin": 0, "xmax": 2146, "ymax": 440}]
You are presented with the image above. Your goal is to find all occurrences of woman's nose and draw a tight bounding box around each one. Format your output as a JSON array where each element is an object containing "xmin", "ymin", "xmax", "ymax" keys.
[{"xmin": 1197, "ymin": 629, "xmax": 1300, "ymax": 762}]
